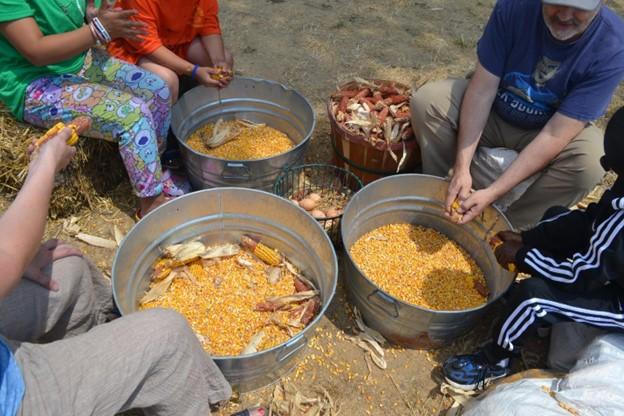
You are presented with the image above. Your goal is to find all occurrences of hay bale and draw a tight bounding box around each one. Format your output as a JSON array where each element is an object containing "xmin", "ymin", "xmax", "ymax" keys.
[{"xmin": 0, "ymin": 107, "xmax": 127, "ymax": 218}]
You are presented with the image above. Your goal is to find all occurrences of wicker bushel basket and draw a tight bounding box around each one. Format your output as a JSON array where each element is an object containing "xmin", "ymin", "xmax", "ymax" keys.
[
  {"xmin": 273, "ymin": 164, "xmax": 363, "ymax": 246},
  {"xmin": 327, "ymin": 80, "xmax": 421, "ymax": 185}
]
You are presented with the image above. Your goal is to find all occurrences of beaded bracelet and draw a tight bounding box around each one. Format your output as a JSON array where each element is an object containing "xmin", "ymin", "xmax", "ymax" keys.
[
  {"xmin": 191, "ymin": 64, "xmax": 199, "ymax": 79},
  {"xmin": 92, "ymin": 17, "xmax": 112, "ymax": 44}
]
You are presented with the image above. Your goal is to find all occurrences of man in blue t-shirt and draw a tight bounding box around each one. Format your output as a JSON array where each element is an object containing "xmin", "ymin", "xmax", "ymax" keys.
[{"xmin": 411, "ymin": 0, "xmax": 624, "ymax": 229}]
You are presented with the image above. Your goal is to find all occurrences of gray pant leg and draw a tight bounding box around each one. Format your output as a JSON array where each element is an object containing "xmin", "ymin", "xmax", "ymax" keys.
[
  {"xmin": 0, "ymin": 256, "xmax": 113, "ymax": 343},
  {"xmin": 15, "ymin": 308, "xmax": 232, "ymax": 416}
]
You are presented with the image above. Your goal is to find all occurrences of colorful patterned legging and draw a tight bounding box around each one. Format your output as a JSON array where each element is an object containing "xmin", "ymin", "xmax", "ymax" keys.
[{"xmin": 23, "ymin": 48, "xmax": 172, "ymax": 198}]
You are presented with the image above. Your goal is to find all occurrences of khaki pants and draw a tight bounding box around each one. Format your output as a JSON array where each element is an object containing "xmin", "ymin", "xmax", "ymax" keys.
[
  {"xmin": 0, "ymin": 256, "xmax": 231, "ymax": 416},
  {"xmin": 410, "ymin": 78, "xmax": 604, "ymax": 229}
]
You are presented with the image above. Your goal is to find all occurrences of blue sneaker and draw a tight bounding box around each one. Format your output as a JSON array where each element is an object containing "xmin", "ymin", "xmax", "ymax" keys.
[{"xmin": 443, "ymin": 350, "xmax": 509, "ymax": 391}]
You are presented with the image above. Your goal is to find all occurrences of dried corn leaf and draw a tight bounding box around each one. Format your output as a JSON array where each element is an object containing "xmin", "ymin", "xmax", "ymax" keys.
[
  {"xmin": 201, "ymin": 243, "xmax": 240, "ymax": 259},
  {"xmin": 63, "ymin": 216, "xmax": 81, "ymax": 236},
  {"xmin": 266, "ymin": 267, "xmax": 282, "ymax": 284},
  {"xmin": 284, "ymin": 260, "xmax": 319, "ymax": 292},
  {"xmin": 396, "ymin": 141, "xmax": 408, "ymax": 173},
  {"xmin": 237, "ymin": 119, "xmax": 265, "ymax": 129},
  {"xmin": 242, "ymin": 329, "xmax": 265, "ymax": 354},
  {"xmin": 267, "ymin": 290, "xmax": 318, "ymax": 306},
  {"xmin": 353, "ymin": 306, "xmax": 387, "ymax": 344},
  {"xmin": 352, "ymin": 77, "xmax": 378, "ymax": 88},
  {"xmin": 162, "ymin": 240, "xmax": 206, "ymax": 261},
  {"xmin": 204, "ymin": 118, "xmax": 239, "ymax": 148},
  {"xmin": 140, "ymin": 270, "xmax": 180, "ymax": 304},
  {"xmin": 237, "ymin": 257, "xmax": 253, "ymax": 267},
  {"xmin": 348, "ymin": 334, "xmax": 387, "ymax": 370},
  {"xmin": 113, "ymin": 225, "xmax": 124, "ymax": 246},
  {"xmin": 75, "ymin": 233, "xmax": 117, "ymax": 249}
]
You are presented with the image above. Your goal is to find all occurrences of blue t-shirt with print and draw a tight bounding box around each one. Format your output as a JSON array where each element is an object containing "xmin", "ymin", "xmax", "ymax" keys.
[
  {"xmin": 0, "ymin": 338, "xmax": 24, "ymax": 416},
  {"xmin": 478, "ymin": 0, "xmax": 624, "ymax": 129}
]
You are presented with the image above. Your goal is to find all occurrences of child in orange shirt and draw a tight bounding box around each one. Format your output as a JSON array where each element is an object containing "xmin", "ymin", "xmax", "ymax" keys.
[{"xmin": 108, "ymin": 0, "xmax": 233, "ymax": 101}]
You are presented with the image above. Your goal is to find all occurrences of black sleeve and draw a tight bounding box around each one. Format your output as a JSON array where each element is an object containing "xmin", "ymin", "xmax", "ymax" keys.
[
  {"xmin": 521, "ymin": 204, "xmax": 598, "ymax": 258},
  {"xmin": 516, "ymin": 210, "xmax": 624, "ymax": 294}
]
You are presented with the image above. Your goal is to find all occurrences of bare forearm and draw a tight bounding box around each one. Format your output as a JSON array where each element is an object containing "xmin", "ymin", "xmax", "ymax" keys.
[
  {"xmin": 0, "ymin": 22, "xmax": 94, "ymax": 66},
  {"xmin": 0, "ymin": 162, "xmax": 56, "ymax": 296},
  {"xmin": 454, "ymin": 69, "xmax": 497, "ymax": 172},
  {"xmin": 146, "ymin": 46, "xmax": 194, "ymax": 75},
  {"xmin": 201, "ymin": 34, "xmax": 226, "ymax": 65},
  {"xmin": 489, "ymin": 130, "xmax": 572, "ymax": 199}
]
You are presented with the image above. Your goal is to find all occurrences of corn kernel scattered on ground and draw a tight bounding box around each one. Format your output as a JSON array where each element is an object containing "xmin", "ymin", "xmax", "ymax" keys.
[
  {"xmin": 349, "ymin": 223, "xmax": 487, "ymax": 311},
  {"xmin": 186, "ymin": 120, "xmax": 294, "ymax": 160}
]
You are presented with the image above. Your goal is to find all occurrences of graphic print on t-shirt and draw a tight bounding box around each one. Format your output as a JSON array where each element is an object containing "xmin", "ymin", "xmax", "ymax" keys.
[{"xmin": 494, "ymin": 56, "xmax": 561, "ymax": 129}]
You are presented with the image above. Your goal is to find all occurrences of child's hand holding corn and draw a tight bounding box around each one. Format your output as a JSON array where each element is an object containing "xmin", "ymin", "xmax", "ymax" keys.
[{"xmin": 489, "ymin": 231, "xmax": 522, "ymax": 273}]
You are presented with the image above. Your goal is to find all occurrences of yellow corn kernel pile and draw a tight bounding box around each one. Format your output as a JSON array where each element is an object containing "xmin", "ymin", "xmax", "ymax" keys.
[
  {"xmin": 139, "ymin": 252, "xmax": 302, "ymax": 356},
  {"xmin": 186, "ymin": 120, "xmax": 294, "ymax": 160},
  {"xmin": 349, "ymin": 223, "xmax": 487, "ymax": 311}
]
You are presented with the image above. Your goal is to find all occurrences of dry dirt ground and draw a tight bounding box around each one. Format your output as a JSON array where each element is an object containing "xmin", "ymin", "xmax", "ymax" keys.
[{"xmin": 2, "ymin": 0, "xmax": 624, "ymax": 415}]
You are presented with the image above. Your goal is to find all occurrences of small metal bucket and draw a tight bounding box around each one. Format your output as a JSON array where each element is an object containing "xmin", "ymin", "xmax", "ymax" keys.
[
  {"xmin": 171, "ymin": 77, "xmax": 316, "ymax": 191},
  {"xmin": 112, "ymin": 188, "xmax": 337, "ymax": 391},
  {"xmin": 341, "ymin": 174, "xmax": 515, "ymax": 348}
]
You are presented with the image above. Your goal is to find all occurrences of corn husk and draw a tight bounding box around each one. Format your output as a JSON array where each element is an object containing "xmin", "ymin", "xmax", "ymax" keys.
[{"xmin": 75, "ymin": 232, "xmax": 117, "ymax": 249}]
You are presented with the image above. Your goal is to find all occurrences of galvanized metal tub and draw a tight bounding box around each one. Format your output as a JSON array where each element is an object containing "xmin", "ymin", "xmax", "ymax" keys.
[
  {"xmin": 171, "ymin": 77, "xmax": 316, "ymax": 191},
  {"xmin": 112, "ymin": 188, "xmax": 337, "ymax": 392},
  {"xmin": 341, "ymin": 174, "xmax": 515, "ymax": 348}
]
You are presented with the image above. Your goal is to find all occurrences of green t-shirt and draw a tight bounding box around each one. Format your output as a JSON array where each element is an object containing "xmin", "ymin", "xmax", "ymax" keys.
[{"xmin": 0, "ymin": 0, "xmax": 88, "ymax": 120}]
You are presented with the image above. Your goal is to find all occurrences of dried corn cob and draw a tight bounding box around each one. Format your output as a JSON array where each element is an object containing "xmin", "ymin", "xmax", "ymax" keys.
[
  {"xmin": 241, "ymin": 235, "xmax": 281, "ymax": 266},
  {"xmin": 34, "ymin": 116, "xmax": 91, "ymax": 148}
]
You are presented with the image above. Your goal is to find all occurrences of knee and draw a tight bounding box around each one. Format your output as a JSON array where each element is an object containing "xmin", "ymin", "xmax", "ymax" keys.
[
  {"xmin": 541, "ymin": 206, "xmax": 570, "ymax": 222},
  {"xmin": 156, "ymin": 68, "xmax": 179, "ymax": 101},
  {"xmin": 52, "ymin": 256, "xmax": 91, "ymax": 295},
  {"xmin": 410, "ymin": 81, "xmax": 440, "ymax": 122},
  {"xmin": 509, "ymin": 278, "xmax": 550, "ymax": 301},
  {"xmin": 137, "ymin": 308, "xmax": 195, "ymax": 343}
]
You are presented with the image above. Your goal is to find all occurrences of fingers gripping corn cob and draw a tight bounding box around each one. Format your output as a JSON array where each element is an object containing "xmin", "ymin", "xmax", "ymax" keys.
[{"xmin": 34, "ymin": 116, "xmax": 92, "ymax": 148}]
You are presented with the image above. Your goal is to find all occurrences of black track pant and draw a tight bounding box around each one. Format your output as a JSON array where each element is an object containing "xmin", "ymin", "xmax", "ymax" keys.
[{"xmin": 486, "ymin": 277, "xmax": 624, "ymax": 362}]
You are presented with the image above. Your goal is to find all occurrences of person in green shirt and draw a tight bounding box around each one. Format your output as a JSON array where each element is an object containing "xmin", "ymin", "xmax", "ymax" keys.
[{"xmin": 0, "ymin": 0, "xmax": 188, "ymax": 218}]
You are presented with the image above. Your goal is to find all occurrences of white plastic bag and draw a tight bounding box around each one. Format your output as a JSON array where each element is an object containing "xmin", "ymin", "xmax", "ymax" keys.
[
  {"xmin": 461, "ymin": 334, "xmax": 624, "ymax": 416},
  {"xmin": 471, "ymin": 147, "xmax": 540, "ymax": 212}
]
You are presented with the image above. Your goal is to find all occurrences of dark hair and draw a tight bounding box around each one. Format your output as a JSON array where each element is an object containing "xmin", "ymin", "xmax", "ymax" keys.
[{"xmin": 603, "ymin": 107, "xmax": 624, "ymax": 174}]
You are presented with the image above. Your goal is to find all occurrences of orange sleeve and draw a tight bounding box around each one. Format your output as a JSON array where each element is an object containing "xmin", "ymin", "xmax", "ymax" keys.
[
  {"xmin": 199, "ymin": 0, "xmax": 221, "ymax": 36},
  {"xmin": 114, "ymin": 0, "xmax": 163, "ymax": 56}
]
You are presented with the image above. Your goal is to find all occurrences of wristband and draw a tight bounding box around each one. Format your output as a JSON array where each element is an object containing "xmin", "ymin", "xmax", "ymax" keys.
[
  {"xmin": 92, "ymin": 17, "xmax": 112, "ymax": 43},
  {"xmin": 191, "ymin": 64, "xmax": 199, "ymax": 79}
]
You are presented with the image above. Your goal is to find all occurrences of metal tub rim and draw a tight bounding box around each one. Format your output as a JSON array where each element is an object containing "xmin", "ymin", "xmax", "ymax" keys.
[
  {"xmin": 112, "ymin": 188, "xmax": 338, "ymax": 363},
  {"xmin": 340, "ymin": 173, "xmax": 514, "ymax": 315},
  {"xmin": 173, "ymin": 77, "xmax": 317, "ymax": 163}
]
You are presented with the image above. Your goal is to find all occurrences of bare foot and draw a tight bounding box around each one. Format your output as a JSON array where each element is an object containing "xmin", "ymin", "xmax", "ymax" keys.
[{"xmin": 138, "ymin": 194, "xmax": 170, "ymax": 218}]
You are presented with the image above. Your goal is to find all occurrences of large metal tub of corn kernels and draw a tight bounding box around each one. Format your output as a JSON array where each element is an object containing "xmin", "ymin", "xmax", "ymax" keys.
[
  {"xmin": 111, "ymin": 188, "xmax": 337, "ymax": 392},
  {"xmin": 171, "ymin": 77, "xmax": 315, "ymax": 191},
  {"xmin": 341, "ymin": 174, "xmax": 515, "ymax": 348}
]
